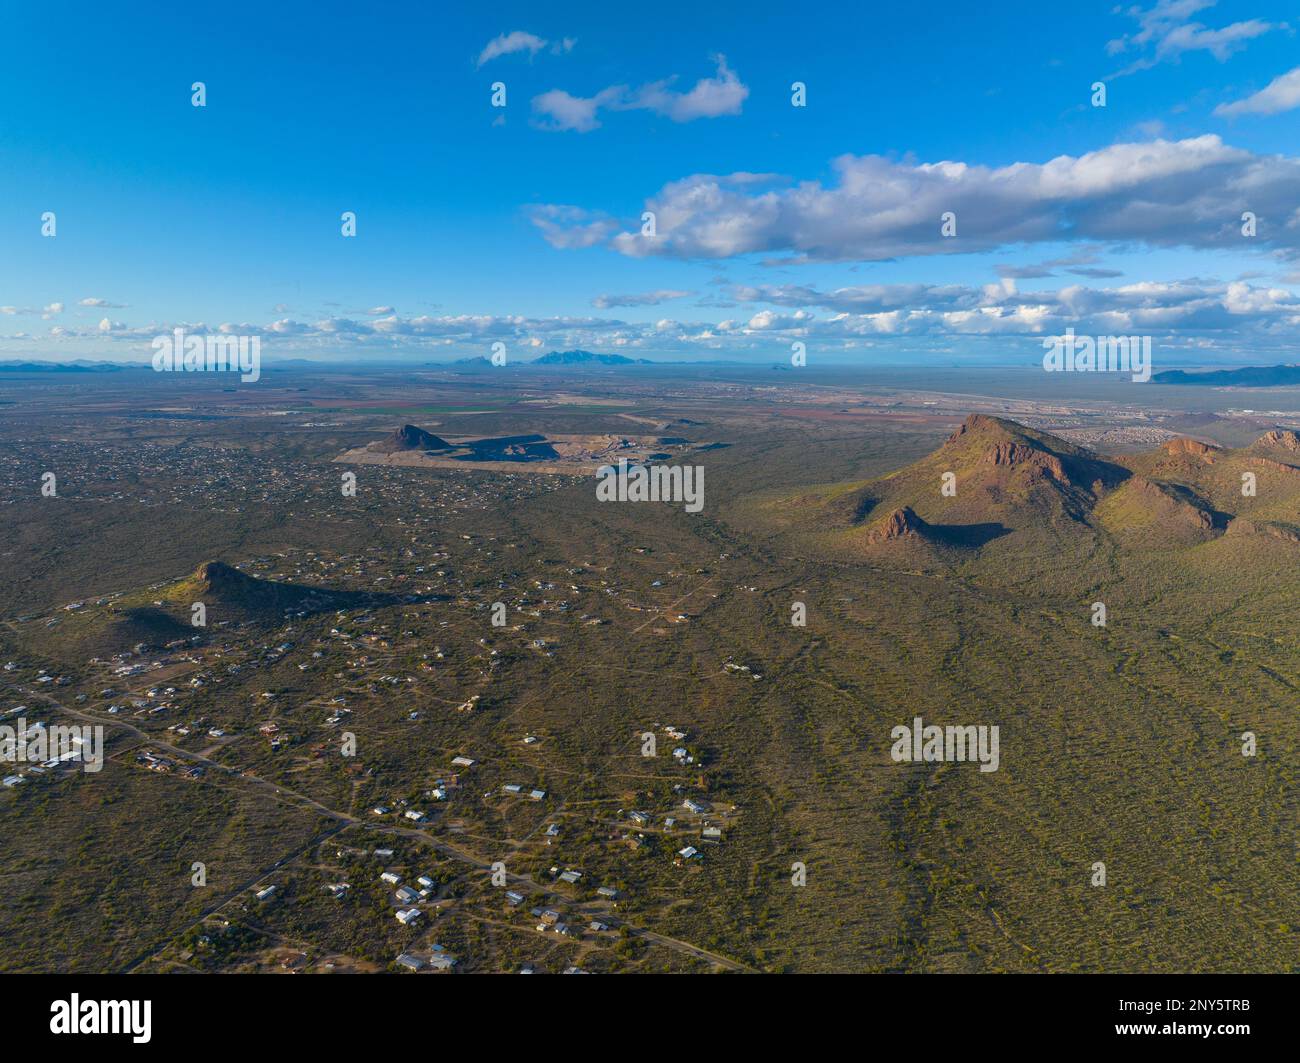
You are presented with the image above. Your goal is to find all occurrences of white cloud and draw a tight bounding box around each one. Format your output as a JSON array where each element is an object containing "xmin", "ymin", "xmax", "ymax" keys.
[
  {"xmin": 1107, "ymin": 0, "xmax": 1283, "ymax": 76},
  {"xmin": 79, "ymin": 297, "xmax": 126, "ymax": 308},
  {"xmin": 626, "ymin": 54, "xmax": 749, "ymax": 122},
  {"xmin": 528, "ymin": 204, "xmax": 619, "ymax": 248},
  {"xmin": 1216, "ymin": 65, "xmax": 1300, "ymax": 116},
  {"xmin": 532, "ymin": 86, "xmax": 624, "ymax": 132},
  {"xmin": 531, "ymin": 55, "xmax": 748, "ymax": 132},
  {"xmin": 10, "ymin": 277, "xmax": 1298, "ymax": 362},
  {"xmin": 476, "ymin": 30, "xmax": 550, "ymax": 67},
  {"xmin": 592, "ymin": 289, "xmax": 693, "ymax": 308},
  {"xmin": 533, "ymin": 136, "xmax": 1300, "ymax": 262}
]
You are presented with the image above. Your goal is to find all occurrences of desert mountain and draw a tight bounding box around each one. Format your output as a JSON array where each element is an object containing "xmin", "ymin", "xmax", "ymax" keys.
[
  {"xmin": 837, "ymin": 416, "xmax": 1128, "ymax": 552},
  {"xmin": 369, "ymin": 424, "xmax": 452, "ymax": 453},
  {"xmin": 1152, "ymin": 364, "xmax": 1300, "ymax": 387},
  {"xmin": 160, "ymin": 560, "xmax": 352, "ymax": 618},
  {"xmin": 530, "ymin": 350, "xmax": 652, "ymax": 366},
  {"xmin": 1252, "ymin": 428, "xmax": 1300, "ymax": 455},
  {"xmin": 757, "ymin": 417, "xmax": 1300, "ymax": 593}
]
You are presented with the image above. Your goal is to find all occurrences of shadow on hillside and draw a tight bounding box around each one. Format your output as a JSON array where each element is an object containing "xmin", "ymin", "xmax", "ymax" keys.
[{"xmin": 928, "ymin": 522, "xmax": 1012, "ymax": 548}]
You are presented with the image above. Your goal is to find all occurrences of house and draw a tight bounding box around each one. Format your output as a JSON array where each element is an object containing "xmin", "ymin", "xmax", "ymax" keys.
[
  {"xmin": 683, "ymin": 798, "xmax": 711, "ymax": 814},
  {"xmin": 503, "ymin": 784, "xmax": 522, "ymax": 794},
  {"xmin": 589, "ymin": 921, "xmax": 610, "ymax": 933},
  {"xmin": 558, "ymin": 869, "xmax": 581, "ymax": 884},
  {"xmin": 255, "ymin": 885, "xmax": 277, "ymax": 902},
  {"xmin": 505, "ymin": 890, "xmax": 524, "ymax": 906},
  {"xmin": 428, "ymin": 954, "xmax": 457, "ymax": 971},
  {"xmin": 451, "ymin": 756, "xmax": 475, "ymax": 768},
  {"xmin": 529, "ymin": 789, "xmax": 546, "ymax": 801},
  {"xmin": 596, "ymin": 886, "xmax": 619, "ymax": 899},
  {"xmin": 325, "ymin": 883, "xmax": 350, "ymax": 899},
  {"xmin": 395, "ymin": 953, "xmax": 426, "ymax": 971},
  {"xmin": 395, "ymin": 886, "xmax": 420, "ymax": 904},
  {"xmin": 417, "ymin": 875, "xmax": 436, "ymax": 889},
  {"xmin": 395, "ymin": 908, "xmax": 423, "ymax": 925},
  {"xmin": 629, "ymin": 811, "xmax": 650, "ymax": 826},
  {"xmin": 677, "ymin": 846, "xmax": 700, "ymax": 860},
  {"xmin": 403, "ymin": 809, "xmax": 427, "ymax": 822},
  {"xmin": 701, "ymin": 826, "xmax": 723, "ymax": 842},
  {"xmin": 380, "ymin": 871, "xmax": 401, "ymax": 885},
  {"xmin": 539, "ymin": 909, "xmax": 561, "ymax": 925},
  {"xmin": 374, "ymin": 848, "xmax": 395, "ymax": 858},
  {"xmin": 544, "ymin": 823, "xmax": 561, "ymax": 837}
]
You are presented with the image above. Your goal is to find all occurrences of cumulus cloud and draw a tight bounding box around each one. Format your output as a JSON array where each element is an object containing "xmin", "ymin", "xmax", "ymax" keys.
[
  {"xmin": 532, "ymin": 55, "xmax": 748, "ymax": 132},
  {"xmin": 1216, "ymin": 65, "xmax": 1300, "ymax": 116},
  {"xmin": 532, "ymin": 136, "xmax": 1300, "ymax": 262},
  {"xmin": 625, "ymin": 54, "xmax": 749, "ymax": 122},
  {"xmin": 722, "ymin": 277, "xmax": 1300, "ymax": 339},
  {"xmin": 11, "ymin": 275, "xmax": 1298, "ymax": 365},
  {"xmin": 79, "ymin": 297, "xmax": 127, "ymax": 308},
  {"xmin": 531, "ymin": 86, "xmax": 625, "ymax": 132}
]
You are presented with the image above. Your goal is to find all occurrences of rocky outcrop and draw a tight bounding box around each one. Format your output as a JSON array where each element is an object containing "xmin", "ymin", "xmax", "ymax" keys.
[
  {"xmin": 1257, "ymin": 429, "xmax": 1300, "ymax": 451},
  {"xmin": 866, "ymin": 506, "xmax": 929, "ymax": 544},
  {"xmin": 371, "ymin": 424, "xmax": 452, "ymax": 453},
  {"xmin": 1161, "ymin": 437, "xmax": 1219, "ymax": 462}
]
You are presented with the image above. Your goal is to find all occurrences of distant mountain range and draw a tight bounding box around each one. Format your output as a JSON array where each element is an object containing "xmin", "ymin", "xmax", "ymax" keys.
[
  {"xmin": 0, "ymin": 360, "xmax": 127, "ymax": 372},
  {"xmin": 1152, "ymin": 364, "xmax": 1300, "ymax": 386},
  {"xmin": 449, "ymin": 349, "xmax": 655, "ymax": 370},
  {"xmin": 530, "ymin": 349, "xmax": 653, "ymax": 365}
]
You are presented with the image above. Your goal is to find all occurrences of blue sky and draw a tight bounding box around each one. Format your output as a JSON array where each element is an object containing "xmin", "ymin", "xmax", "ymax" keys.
[{"xmin": 2, "ymin": 0, "xmax": 1298, "ymax": 365}]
